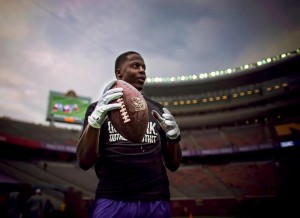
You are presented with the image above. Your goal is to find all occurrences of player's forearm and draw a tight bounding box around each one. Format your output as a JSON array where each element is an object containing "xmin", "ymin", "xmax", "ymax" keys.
[
  {"xmin": 165, "ymin": 141, "xmax": 182, "ymax": 172},
  {"xmin": 76, "ymin": 125, "xmax": 100, "ymax": 170}
]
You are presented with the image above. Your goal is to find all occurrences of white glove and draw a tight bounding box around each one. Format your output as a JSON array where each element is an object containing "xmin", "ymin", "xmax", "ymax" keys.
[
  {"xmin": 88, "ymin": 81, "xmax": 123, "ymax": 128},
  {"xmin": 152, "ymin": 108, "xmax": 181, "ymax": 141}
]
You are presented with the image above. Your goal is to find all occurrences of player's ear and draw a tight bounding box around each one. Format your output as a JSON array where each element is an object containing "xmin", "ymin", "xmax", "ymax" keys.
[{"xmin": 115, "ymin": 69, "xmax": 122, "ymax": 79}]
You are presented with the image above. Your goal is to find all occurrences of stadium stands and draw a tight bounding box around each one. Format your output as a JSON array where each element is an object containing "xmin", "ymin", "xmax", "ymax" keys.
[
  {"xmin": 222, "ymin": 124, "xmax": 273, "ymax": 147},
  {"xmin": 0, "ymin": 117, "xmax": 80, "ymax": 146},
  {"xmin": 1, "ymin": 49, "xmax": 300, "ymax": 217}
]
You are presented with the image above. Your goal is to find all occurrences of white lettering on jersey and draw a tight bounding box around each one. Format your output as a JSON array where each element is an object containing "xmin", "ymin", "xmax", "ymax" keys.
[{"xmin": 108, "ymin": 121, "xmax": 158, "ymax": 143}]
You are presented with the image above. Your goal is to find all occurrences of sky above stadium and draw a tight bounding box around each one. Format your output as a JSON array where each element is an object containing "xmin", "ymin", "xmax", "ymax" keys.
[{"xmin": 1, "ymin": 0, "xmax": 300, "ymax": 128}]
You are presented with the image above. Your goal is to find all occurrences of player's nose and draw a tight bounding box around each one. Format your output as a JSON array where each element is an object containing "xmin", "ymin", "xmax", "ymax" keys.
[
  {"xmin": 138, "ymin": 67, "xmax": 146, "ymax": 78},
  {"xmin": 138, "ymin": 65, "xmax": 145, "ymax": 73}
]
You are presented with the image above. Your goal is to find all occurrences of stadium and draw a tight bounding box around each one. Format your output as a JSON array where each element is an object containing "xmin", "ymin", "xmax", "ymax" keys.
[{"xmin": 0, "ymin": 48, "xmax": 299, "ymax": 217}]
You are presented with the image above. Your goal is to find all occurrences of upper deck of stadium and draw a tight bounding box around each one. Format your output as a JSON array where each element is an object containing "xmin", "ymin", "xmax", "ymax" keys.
[{"xmin": 143, "ymin": 49, "xmax": 300, "ymax": 96}]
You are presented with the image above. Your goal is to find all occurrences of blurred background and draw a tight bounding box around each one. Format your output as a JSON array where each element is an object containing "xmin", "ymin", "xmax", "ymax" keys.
[
  {"xmin": 1, "ymin": 0, "xmax": 300, "ymax": 217},
  {"xmin": 1, "ymin": 48, "xmax": 299, "ymax": 218}
]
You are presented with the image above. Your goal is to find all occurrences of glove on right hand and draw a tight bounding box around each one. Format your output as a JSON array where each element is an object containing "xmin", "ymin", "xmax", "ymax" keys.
[{"xmin": 88, "ymin": 81, "xmax": 123, "ymax": 128}]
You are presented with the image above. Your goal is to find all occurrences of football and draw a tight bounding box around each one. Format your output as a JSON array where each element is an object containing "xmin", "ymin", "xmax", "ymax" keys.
[{"xmin": 108, "ymin": 80, "xmax": 149, "ymax": 143}]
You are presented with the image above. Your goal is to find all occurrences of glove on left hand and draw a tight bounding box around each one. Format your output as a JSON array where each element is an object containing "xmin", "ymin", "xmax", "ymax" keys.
[{"xmin": 152, "ymin": 108, "xmax": 181, "ymax": 140}]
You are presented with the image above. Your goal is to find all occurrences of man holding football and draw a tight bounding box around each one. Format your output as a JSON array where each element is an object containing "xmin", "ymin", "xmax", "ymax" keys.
[{"xmin": 76, "ymin": 51, "xmax": 182, "ymax": 218}]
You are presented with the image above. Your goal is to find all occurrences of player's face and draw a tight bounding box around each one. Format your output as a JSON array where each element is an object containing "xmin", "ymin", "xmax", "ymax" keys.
[{"xmin": 117, "ymin": 54, "xmax": 146, "ymax": 91}]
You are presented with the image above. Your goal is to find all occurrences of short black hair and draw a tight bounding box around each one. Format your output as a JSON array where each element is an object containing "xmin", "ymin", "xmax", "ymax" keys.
[{"xmin": 115, "ymin": 51, "xmax": 140, "ymax": 70}]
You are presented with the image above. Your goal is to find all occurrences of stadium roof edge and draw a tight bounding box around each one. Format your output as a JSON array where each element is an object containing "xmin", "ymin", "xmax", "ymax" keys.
[{"xmin": 145, "ymin": 48, "xmax": 300, "ymax": 85}]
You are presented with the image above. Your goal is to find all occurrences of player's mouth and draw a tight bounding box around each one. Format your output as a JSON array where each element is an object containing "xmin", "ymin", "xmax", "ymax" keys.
[
  {"xmin": 137, "ymin": 77, "xmax": 146, "ymax": 84},
  {"xmin": 138, "ymin": 78, "xmax": 145, "ymax": 83}
]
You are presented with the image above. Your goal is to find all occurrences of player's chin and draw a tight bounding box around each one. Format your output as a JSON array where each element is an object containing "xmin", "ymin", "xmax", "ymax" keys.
[
  {"xmin": 135, "ymin": 85, "xmax": 143, "ymax": 91},
  {"xmin": 133, "ymin": 81, "xmax": 144, "ymax": 91}
]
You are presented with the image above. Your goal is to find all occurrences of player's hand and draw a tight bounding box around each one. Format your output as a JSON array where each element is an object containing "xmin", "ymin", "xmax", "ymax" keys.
[
  {"xmin": 152, "ymin": 108, "xmax": 181, "ymax": 140},
  {"xmin": 88, "ymin": 81, "xmax": 123, "ymax": 128}
]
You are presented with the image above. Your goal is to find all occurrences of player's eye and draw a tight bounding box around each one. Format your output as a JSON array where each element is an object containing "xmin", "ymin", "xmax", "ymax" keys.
[{"xmin": 131, "ymin": 63, "xmax": 146, "ymax": 70}]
